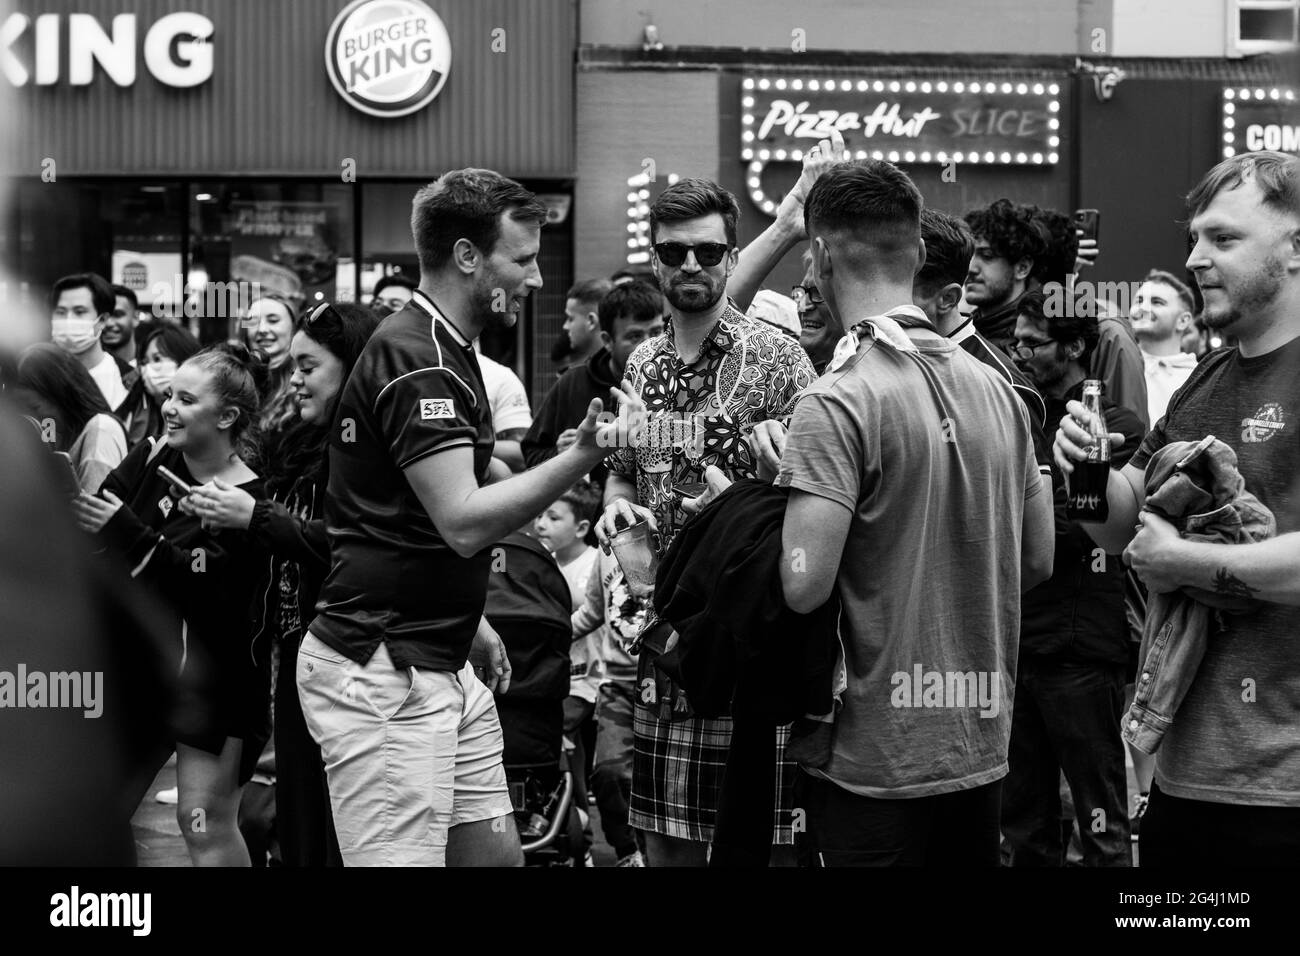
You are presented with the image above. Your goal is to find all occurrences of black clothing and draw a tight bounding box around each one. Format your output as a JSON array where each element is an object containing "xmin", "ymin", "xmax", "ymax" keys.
[
  {"xmin": 246, "ymin": 446, "xmax": 341, "ymax": 868},
  {"xmin": 99, "ymin": 441, "xmax": 271, "ymax": 784},
  {"xmin": 1018, "ymin": 383, "xmax": 1146, "ymax": 664},
  {"xmin": 522, "ymin": 347, "xmax": 620, "ymax": 482},
  {"xmin": 313, "ymin": 290, "xmax": 495, "ymax": 672},
  {"xmin": 652, "ymin": 478, "xmax": 841, "ymax": 867},
  {"xmin": 970, "ymin": 289, "xmax": 1034, "ymax": 355},
  {"xmin": 654, "ymin": 479, "xmax": 839, "ymax": 723}
]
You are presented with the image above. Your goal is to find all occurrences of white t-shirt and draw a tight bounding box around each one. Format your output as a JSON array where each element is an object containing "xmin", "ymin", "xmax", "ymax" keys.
[
  {"xmin": 474, "ymin": 350, "xmax": 533, "ymax": 434},
  {"xmin": 1141, "ymin": 349, "xmax": 1198, "ymax": 426},
  {"xmin": 87, "ymin": 352, "xmax": 128, "ymax": 411},
  {"xmin": 559, "ymin": 546, "xmax": 602, "ymax": 703}
]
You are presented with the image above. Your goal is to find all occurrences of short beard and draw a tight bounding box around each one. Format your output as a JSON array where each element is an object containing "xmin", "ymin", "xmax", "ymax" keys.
[
  {"xmin": 664, "ymin": 276, "xmax": 725, "ymax": 315},
  {"xmin": 1202, "ymin": 254, "xmax": 1286, "ymax": 331},
  {"xmin": 471, "ymin": 276, "xmax": 514, "ymax": 329}
]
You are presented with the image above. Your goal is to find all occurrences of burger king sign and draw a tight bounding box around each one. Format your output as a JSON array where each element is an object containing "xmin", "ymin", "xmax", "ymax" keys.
[{"xmin": 326, "ymin": 0, "xmax": 452, "ymax": 118}]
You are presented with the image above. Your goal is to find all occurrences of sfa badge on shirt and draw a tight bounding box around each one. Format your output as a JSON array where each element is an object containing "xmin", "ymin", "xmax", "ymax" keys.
[{"xmin": 420, "ymin": 398, "xmax": 455, "ymax": 420}]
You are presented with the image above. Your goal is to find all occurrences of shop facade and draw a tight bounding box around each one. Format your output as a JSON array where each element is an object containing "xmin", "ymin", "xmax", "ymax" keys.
[
  {"xmin": 1, "ymin": 0, "xmax": 577, "ymax": 398},
  {"xmin": 575, "ymin": 0, "xmax": 1298, "ymax": 298}
]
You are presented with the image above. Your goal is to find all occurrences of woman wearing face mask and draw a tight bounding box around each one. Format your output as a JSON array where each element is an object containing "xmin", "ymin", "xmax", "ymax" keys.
[
  {"xmin": 186, "ymin": 302, "xmax": 378, "ymax": 867},
  {"xmin": 15, "ymin": 343, "xmax": 128, "ymax": 493},
  {"xmin": 135, "ymin": 324, "xmax": 201, "ymax": 443},
  {"xmin": 243, "ymin": 295, "xmax": 299, "ymax": 438},
  {"xmin": 73, "ymin": 343, "xmax": 272, "ymax": 867}
]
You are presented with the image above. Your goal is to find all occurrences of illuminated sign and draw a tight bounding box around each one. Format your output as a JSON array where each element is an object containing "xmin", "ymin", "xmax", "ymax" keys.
[
  {"xmin": 741, "ymin": 75, "xmax": 1062, "ymax": 214},
  {"xmin": 0, "ymin": 11, "xmax": 214, "ymax": 87},
  {"xmin": 325, "ymin": 0, "xmax": 452, "ymax": 118},
  {"xmin": 1221, "ymin": 87, "xmax": 1299, "ymax": 157}
]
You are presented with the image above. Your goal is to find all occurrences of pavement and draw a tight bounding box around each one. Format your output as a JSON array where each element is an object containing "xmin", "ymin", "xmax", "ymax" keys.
[{"xmin": 130, "ymin": 754, "xmax": 619, "ymax": 867}]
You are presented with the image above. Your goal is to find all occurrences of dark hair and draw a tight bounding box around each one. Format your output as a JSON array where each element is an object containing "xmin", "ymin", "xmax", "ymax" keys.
[
  {"xmin": 110, "ymin": 284, "xmax": 139, "ymax": 312},
  {"xmin": 184, "ymin": 343, "xmax": 270, "ymax": 464},
  {"xmin": 557, "ymin": 479, "xmax": 601, "ymax": 546},
  {"xmin": 261, "ymin": 301, "xmax": 380, "ymax": 495},
  {"xmin": 137, "ymin": 323, "xmax": 201, "ymax": 369},
  {"xmin": 566, "ymin": 278, "xmax": 614, "ymax": 312},
  {"xmin": 917, "ymin": 209, "xmax": 975, "ymax": 295},
  {"xmin": 1142, "ymin": 269, "xmax": 1195, "ymax": 313},
  {"xmin": 50, "ymin": 272, "xmax": 114, "ymax": 315},
  {"xmin": 804, "ymin": 161, "xmax": 923, "ymax": 278},
  {"xmin": 411, "ymin": 168, "xmax": 548, "ymax": 274},
  {"xmin": 298, "ymin": 301, "xmax": 380, "ymax": 383},
  {"xmin": 1186, "ymin": 150, "xmax": 1300, "ymax": 219},
  {"xmin": 1018, "ymin": 289, "xmax": 1099, "ymax": 368},
  {"xmin": 649, "ymin": 178, "xmax": 741, "ymax": 247},
  {"xmin": 597, "ymin": 281, "xmax": 665, "ymax": 337},
  {"xmin": 16, "ymin": 343, "xmax": 114, "ymax": 452},
  {"xmin": 1027, "ymin": 206, "xmax": 1078, "ymax": 287},
  {"xmin": 372, "ymin": 273, "xmax": 417, "ymax": 300},
  {"xmin": 964, "ymin": 199, "xmax": 1046, "ymax": 272}
]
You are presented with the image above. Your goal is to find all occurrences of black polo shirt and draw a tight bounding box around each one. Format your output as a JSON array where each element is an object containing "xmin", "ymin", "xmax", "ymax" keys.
[{"xmin": 311, "ymin": 290, "xmax": 495, "ymax": 671}]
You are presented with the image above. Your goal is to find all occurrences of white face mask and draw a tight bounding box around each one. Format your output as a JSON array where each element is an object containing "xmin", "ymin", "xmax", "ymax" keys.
[
  {"xmin": 142, "ymin": 358, "xmax": 177, "ymax": 397},
  {"xmin": 51, "ymin": 317, "xmax": 101, "ymax": 355}
]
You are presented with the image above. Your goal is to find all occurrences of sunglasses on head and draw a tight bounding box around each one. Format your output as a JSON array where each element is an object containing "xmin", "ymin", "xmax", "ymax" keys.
[
  {"xmin": 301, "ymin": 301, "xmax": 341, "ymax": 330},
  {"xmin": 653, "ymin": 241, "xmax": 731, "ymax": 268}
]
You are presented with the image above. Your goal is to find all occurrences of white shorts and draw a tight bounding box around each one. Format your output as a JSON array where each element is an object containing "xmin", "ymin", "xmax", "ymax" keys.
[{"xmin": 297, "ymin": 633, "xmax": 512, "ymax": 866}]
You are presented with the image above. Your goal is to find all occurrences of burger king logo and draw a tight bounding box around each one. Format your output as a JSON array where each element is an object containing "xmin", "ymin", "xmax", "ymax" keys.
[{"xmin": 325, "ymin": 0, "xmax": 451, "ymax": 118}]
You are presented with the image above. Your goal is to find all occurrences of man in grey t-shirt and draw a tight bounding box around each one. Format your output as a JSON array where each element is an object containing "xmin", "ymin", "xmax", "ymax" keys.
[
  {"xmin": 1055, "ymin": 151, "xmax": 1300, "ymax": 866},
  {"xmin": 774, "ymin": 161, "xmax": 1055, "ymax": 866}
]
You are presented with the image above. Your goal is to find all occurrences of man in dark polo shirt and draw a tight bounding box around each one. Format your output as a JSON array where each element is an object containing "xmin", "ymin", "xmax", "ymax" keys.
[
  {"xmin": 1055, "ymin": 151, "xmax": 1300, "ymax": 865},
  {"xmin": 298, "ymin": 169, "xmax": 634, "ymax": 867}
]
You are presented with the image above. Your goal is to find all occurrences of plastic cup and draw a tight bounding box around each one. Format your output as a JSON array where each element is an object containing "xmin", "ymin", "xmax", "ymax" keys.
[{"xmin": 608, "ymin": 518, "xmax": 659, "ymax": 598}]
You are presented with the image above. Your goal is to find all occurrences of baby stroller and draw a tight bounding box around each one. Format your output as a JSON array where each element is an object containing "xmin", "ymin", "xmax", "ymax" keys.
[{"xmin": 485, "ymin": 531, "xmax": 585, "ymax": 866}]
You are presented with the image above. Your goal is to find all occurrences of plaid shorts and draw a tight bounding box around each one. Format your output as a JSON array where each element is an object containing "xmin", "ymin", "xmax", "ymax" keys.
[{"xmin": 629, "ymin": 702, "xmax": 797, "ymax": 844}]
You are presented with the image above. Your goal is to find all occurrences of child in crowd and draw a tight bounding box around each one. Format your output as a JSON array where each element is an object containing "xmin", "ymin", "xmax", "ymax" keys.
[
  {"xmin": 534, "ymin": 481, "xmax": 602, "ymax": 861},
  {"xmin": 571, "ymin": 544, "xmax": 650, "ymax": 867}
]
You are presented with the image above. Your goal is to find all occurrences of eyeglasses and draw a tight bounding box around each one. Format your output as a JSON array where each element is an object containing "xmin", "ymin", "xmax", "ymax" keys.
[
  {"xmin": 1010, "ymin": 339, "xmax": 1057, "ymax": 362},
  {"xmin": 790, "ymin": 284, "xmax": 824, "ymax": 308},
  {"xmin": 652, "ymin": 241, "xmax": 730, "ymax": 268}
]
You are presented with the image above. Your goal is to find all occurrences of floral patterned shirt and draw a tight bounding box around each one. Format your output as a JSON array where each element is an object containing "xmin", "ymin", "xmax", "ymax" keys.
[{"xmin": 607, "ymin": 302, "xmax": 816, "ymax": 549}]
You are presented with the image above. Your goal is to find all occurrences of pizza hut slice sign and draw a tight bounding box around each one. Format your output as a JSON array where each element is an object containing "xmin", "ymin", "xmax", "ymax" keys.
[{"xmin": 326, "ymin": 0, "xmax": 451, "ymax": 118}]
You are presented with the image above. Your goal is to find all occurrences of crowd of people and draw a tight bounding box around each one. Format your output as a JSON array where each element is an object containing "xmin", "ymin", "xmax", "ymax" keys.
[{"xmin": 3, "ymin": 139, "xmax": 1297, "ymax": 868}]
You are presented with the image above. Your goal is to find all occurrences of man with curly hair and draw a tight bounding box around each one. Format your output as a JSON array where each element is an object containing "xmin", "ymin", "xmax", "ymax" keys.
[{"xmin": 964, "ymin": 199, "xmax": 1047, "ymax": 355}]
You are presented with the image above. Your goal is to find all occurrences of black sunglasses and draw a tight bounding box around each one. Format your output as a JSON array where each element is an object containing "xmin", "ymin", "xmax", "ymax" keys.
[{"xmin": 653, "ymin": 241, "xmax": 730, "ymax": 268}]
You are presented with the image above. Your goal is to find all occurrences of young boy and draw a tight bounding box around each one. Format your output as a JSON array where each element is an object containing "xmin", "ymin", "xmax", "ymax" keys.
[
  {"xmin": 534, "ymin": 481, "xmax": 602, "ymax": 860},
  {"xmin": 572, "ymin": 546, "xmax": 649, "ymax": 867}
]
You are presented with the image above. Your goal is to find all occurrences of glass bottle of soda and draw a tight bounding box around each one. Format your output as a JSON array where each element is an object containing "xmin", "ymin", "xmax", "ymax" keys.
[{"xmin": 1067, "ymin": 379, "xmax": 1111, "ymax": 522}]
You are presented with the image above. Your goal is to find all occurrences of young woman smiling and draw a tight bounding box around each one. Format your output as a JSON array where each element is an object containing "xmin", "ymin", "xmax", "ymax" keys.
[
  {"xmin": 185, "ymin": 301, "xmax": 378, "ymax": 866},
  {"xmin": 74, "ymin": 343, "xmax": 272, "ymax": 866},
  {"xmin": 244, "ymin": 294, "xmax": 299, "ymax": 437}
]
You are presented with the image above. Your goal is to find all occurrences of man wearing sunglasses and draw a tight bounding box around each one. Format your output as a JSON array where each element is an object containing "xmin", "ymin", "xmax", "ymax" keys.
[{"xmin": 595, "ymin": 178, "xmax": 816, "ymax": 867}]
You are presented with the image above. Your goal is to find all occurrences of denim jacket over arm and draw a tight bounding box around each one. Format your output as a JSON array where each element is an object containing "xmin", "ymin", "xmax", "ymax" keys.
[{"xmin": 1122, "ymin": 436, "xmax": 1275, "ymax": 754}]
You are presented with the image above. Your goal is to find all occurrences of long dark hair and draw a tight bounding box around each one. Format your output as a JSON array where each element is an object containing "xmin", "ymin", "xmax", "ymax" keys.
[
  {"xmin": 262, "ymin": 301, "xmax": 379, "ymax": 497},
  {"xmin": 17, "ymin": 343, "xmax": 115, "ymax": 452}
]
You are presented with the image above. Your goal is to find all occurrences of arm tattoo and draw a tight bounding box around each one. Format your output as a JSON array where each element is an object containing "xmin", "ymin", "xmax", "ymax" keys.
[{"xmin": 1213, "ymin": 567, "xmax": 1258, "ymax": 599}]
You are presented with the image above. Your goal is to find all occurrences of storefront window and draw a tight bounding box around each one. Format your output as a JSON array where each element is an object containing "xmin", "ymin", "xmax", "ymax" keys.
[
  {"xmin": 5, "ymin": 181, "xmax": 185, "ymax": 332},
  {"xmin": 188, "ymin": 182, "xmax": 355, "ymax": 344}
]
